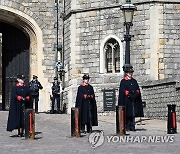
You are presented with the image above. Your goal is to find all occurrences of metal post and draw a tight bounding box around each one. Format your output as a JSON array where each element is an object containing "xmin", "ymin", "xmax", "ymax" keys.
[
  {"xmin": 121, "ymin": 0, "xmax": 136, "ymax": 65},
  {"xmin": 167, "ymin": 104, "xmax": 177, "ymax": 134},
  {"xmin": 124, "ymin": 23, "xmax": 132, "ymax": 64},
  {"xmin": 116, "ymin": 106, "xmax": 126, "ymax": 135},
  {"xmin": 25, "ymin": 109, "xmax": 35, "ymax": 140},
  {"xmin": 71, "ymin": 107, "xmax": 81, "ymax": 137}
]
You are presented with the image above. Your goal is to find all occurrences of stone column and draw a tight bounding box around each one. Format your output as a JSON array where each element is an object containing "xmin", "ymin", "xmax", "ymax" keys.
[
  {"xmin": 149, "ymin": 4, "xmax": 163, "ymax": 80},
  {"xmin": 67, "ymin": 14, "xmax": 79, "ymax": 114}
]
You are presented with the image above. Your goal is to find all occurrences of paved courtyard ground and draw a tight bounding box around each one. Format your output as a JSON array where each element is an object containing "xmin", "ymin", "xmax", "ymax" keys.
[{"xmin": 0, "ymin": 111, "xmax": 180, "ymax": 154}]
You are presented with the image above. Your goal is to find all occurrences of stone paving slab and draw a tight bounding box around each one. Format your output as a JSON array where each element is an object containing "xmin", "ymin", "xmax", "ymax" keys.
[{"xmin": 0, "ymin": 111, "xmax": 180, "ymax": 154}]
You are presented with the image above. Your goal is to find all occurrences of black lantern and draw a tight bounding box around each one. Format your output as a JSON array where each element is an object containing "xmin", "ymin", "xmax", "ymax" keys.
[
  {"xmin": 121, "ymin": 0, "xmax": 136, "ymax": 24},
  {"xmin": 121, "ymin": 0, "xmax": 136, "ymax": 64}
]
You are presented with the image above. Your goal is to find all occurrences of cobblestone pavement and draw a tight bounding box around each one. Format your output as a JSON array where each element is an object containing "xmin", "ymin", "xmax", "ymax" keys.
[{"xmin": 0, "ymin": 111, "xmax": 180, "ymax": 154}]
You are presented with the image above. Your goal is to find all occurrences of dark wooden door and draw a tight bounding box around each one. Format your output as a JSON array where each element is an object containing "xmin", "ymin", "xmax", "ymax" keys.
[{"xmin": 0, "ymin": 22, "xmax": 30, "ymax": 110}]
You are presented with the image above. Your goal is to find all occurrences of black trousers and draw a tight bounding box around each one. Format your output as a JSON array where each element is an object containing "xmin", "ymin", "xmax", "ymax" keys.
[
  {"xmin": 51, "ymin": 96, "xmax": 60, "ymax": 111},
  {"xmin": 31, "ymin": 95, "xmax": 39, "ymax": 113},
  {"xmin": 126, "ymin": 116, "xmax": 135, "ymax": 131}
]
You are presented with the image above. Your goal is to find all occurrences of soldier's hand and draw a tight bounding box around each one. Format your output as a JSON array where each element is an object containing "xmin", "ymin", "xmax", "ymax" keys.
[
  {"xmin": 26, "ymin": 96, "xmax": 30, "ymax": 101},
  {"xmin": 17, "ymin": 96, "xmax": 22, "ymax": 101}
]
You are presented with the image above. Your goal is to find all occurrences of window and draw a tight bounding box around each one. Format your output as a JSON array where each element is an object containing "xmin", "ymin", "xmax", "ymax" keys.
[
  {"xmin": 104, "ymin": 38, "xmax": 120, "ymax": 73},
  {"xmin": 114, "ymin": 46, "xmax": 120, "ymax": 72},
  {"xmin": 105, "ymin": 45, "xmax": 112, "ymax": 73}
]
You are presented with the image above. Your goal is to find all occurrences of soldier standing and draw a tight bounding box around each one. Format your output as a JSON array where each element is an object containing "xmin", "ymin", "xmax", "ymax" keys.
[
  {"xmin": 29, "ymin": 75, "xmax": 43, "ymax": 113},
  {"xmin": 75, "ymin": 74, "xmax": 98, "ymax": 133},
  {"xmin": 7, "ymin": 74, "xmax": 31, "ymax": 137},
  {"xmin": 118, "ymin": 64, "xmax": 144, "ymax": 131},
  {"xmin": 50, "ymin": 77, "xmax": 62, "ymax": 114}
]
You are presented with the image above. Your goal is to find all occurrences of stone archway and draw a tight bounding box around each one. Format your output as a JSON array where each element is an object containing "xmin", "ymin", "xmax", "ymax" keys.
[
  {"xmin": 0, "ymin": 5, "xmax": 50, "ymax": 111},
  {"xmin": 0, "ymin": 22, "xmax": 30, "ymax": 110}
]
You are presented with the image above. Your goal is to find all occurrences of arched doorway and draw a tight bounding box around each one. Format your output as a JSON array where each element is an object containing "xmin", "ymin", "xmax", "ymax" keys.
[
  {"xmin": 0, "ymin": 5, "xmax": 52, "ymax": 112},
  {"xmin": 0, "ymin": 22, "xmax": 30, "ymax": 110}
]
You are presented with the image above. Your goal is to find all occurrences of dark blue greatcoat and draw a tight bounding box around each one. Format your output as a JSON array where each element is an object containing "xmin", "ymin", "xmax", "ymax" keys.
[
  {"xmin": 75, "ymin": 83, "xmax": 98, "ymax": 126},
  {"xmin": 118, "ymin": 76, "xmax": 144, "ymax": 117},
  {"xmin": 7, "ymin": 84, "xmax": 31, "ymax": 131}
]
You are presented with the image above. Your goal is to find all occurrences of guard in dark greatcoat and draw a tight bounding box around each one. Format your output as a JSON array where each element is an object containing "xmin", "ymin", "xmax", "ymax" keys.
[
  {"xmin": 118, "ymin": 64, "xmax": 144, "ymax": 131},
  {"xmin": 75, "ymin": 74, "xmax": 98, "ymax": 133},
  {"xmin": 7, "ymin": 74, "xmax": 31, "ymax": 137}
]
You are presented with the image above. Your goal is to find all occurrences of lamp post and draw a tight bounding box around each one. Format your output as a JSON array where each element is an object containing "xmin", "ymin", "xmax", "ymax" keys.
[{"xmin": 121, "ymin": 0, "xmax": 136, "ymax": 65}]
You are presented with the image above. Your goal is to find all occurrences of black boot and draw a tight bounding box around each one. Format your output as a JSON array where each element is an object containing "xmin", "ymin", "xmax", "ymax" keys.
[
  {"xmin": 126, "ymin": 118, "xmax": 131, "ymax": 131},
  {"xmin": 57, "ymin": 109, "xmax": 61, "ymax": 114},
  {"xmin": 130, "ymin": 117, "xmax": 136, "ymax": 131},
  {"xmin": 126, "ymin": 125, "xmax": 130, "ymax": 131},
  {"xmin": 20, "ymin": 128, "xmax": 24, "ymax": 137},
  {"xmin": 87, "ymin": 123, "xmax": 92, "ymax": 133},
  {"xmin": 81, "ymin": 124, "xmax": 86, "ymax": 134},
  {"xmin": 50, "ymin": 110, "xmax": 54, "ymax": 114},
  {"xmin": 18, "ymin": 128, "xmax": 21, "ymax": 137},
  {"xmin": 130, "ymin": 125, "xmax": 135, "ymax": 131}
]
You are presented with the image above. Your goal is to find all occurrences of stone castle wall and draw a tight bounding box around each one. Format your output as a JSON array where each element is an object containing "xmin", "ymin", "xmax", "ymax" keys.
[
  {"xmin": 132, "ymin": 2, "xmax": 180, "ymax": 81},
  {"xmin": 63, "ymin": 6, "xmax": 124, "ymax": 112},
  {"xmin": 0, "ymin": 0, "xmax": 65, "ymax": 81},
  {"xmin": 141, "ymin": 77, "xmax": 180, "ymax": 122},
  {"xmin": 63, "ymin": 0, "xmax": 180, "ymax": 113}
]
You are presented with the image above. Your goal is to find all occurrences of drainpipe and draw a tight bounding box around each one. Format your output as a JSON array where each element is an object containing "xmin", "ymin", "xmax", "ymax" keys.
[
  {"xmin": 59, "ymin": 0, "xmax": 66, "ymax": 112},
  {"xmin": 54, "ymin": 0, "xmax": 59, "ymax": 77},
  {"xmin": 61, "ymin": 0, "xmax": 65, "ymax": 81}
]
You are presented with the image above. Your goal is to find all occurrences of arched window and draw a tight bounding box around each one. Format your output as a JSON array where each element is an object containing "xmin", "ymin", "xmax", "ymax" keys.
[
  {"xmin": 104, "ymin": 38, "xmax": 120, "ymax": 73},
  {"xmin": 114, "ymin": 45, "xmax": 120, "ymax": 72},
  {"xmin": 105, "ymin": 45, "xmax": 112, "ymax": 73}
]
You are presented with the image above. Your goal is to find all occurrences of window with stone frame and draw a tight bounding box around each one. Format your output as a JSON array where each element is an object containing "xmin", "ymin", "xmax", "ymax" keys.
[
  {"xmin": 114, "ymin": 45, "xmax": 120, "ymax": 72},
  {"xmin": 106, "ymin": 46, "xmax": 112, "ymax": 73},
  {"xmin": 104, "ymin": 38, "xmax": 120, "ymax": 73}
]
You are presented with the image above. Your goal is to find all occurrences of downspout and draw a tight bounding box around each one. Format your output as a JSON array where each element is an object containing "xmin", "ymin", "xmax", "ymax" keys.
[
  {"xmin": 60, "ymin": 0, "xmax": 66, "ymax": 112},
  {"xmin": 54, "ymin": 0, "xmax": 59, "ymax": 77}
]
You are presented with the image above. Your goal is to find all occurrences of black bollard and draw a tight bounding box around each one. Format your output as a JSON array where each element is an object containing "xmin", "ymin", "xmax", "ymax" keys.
[
  {"xmin": 167, "ymin": 104, "xmax": 177, "ymax": 134},
  {"xmin": 25, "ymin": 109, "xmax": 35, "ymax": 139},
  {"xmin": 71, "ymin": 107, "xmax": 81, "ymax": 137},
  {"xmin": 116, "ymin": 106, "xmax": 126, "ymax": 135}
]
